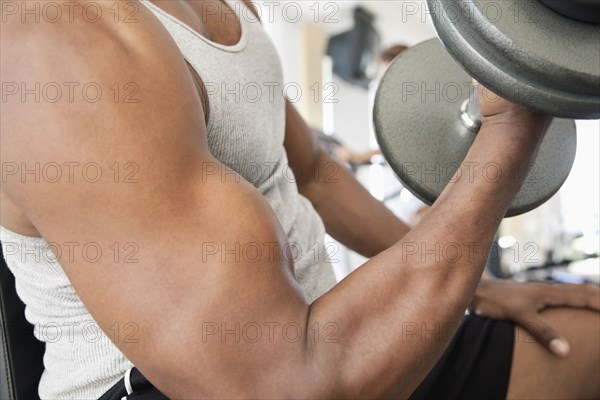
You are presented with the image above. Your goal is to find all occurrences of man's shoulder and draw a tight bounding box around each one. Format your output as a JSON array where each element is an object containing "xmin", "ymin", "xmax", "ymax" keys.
[
  {"xmin": 1, "ymin": 0, "xmax": 206, "ymax": 160},
  {"xmin": 1, "ymin": 0, "xmax": 174, "ymax": 72}
]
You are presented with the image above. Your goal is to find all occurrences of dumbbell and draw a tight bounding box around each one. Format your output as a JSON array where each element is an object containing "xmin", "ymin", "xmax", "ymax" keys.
[{"xmin": 374, "ymin": 0, "xmax": 600, "ymax": 217}]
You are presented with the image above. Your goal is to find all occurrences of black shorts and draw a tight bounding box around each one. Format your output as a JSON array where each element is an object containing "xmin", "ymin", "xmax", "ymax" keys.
[
  {"xmin": 409, "ymin": 315, "xmax": 515, "ymax": 400},
  {"xmin": 99, "ymin": 315, "xmax": 515, "ymax": 400}
]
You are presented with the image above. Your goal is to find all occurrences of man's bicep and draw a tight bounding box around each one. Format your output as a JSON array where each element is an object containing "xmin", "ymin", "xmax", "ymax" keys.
[{"xmin": 2, "ymin": 13, "xmax": 308, "ymax": 396}]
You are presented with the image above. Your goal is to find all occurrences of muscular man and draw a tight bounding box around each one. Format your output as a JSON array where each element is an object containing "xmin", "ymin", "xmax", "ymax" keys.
[{"xmin": 1, "ymin": 1, "xmax": 598, "ymax": 399}]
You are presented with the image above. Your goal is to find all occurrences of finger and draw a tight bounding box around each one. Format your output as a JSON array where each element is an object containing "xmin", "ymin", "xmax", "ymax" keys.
[
  {"xmin": 545, "ymin": 284, "xmax": 600, "ymax": 311},
  {"xmin": 585, "ymin": 284, "xmax": 600, "ymax": 310},
  {"xmin": 518, "ymin": 313, "xmax": 570, "ymax": 357}
]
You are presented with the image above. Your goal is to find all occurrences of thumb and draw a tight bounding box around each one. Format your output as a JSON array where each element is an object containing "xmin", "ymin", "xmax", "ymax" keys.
[{"xmin": 519, "ymin": 313, "xmax": 570, "ymax": 357}]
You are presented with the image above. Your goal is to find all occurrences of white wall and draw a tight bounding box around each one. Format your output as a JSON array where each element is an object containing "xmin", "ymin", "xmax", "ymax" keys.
[{"xmin": 562, "ymin": 121, "xmax": 600, "ymax": 235}]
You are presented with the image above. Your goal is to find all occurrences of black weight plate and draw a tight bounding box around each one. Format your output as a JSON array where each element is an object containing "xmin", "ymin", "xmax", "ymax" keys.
[
  {"xmin": 374, "ymin": 39, "xmax": 577, "ymax": 217},
  {"xmin": 427, "ymin": 0, "xmax": 600, "ymax": 119},
  {"xmin": 538, "ymin": 0, "xmax": 600, "ymax": 24}
]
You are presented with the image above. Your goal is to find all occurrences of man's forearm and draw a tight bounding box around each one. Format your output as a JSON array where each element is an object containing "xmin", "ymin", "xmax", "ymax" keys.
[
  {"xmin": 299, "ymin": 149, "xmax": 411, "ymax": 257},
  {"xmin": 301, "ymin": 155, "xmax": 496, "ymax": 281},
  {"xmin": 305, "ymin": 111, "xmax": 550, "ymax": 398}
]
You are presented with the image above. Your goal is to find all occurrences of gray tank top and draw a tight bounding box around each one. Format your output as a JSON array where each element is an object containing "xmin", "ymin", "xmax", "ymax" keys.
[{"xmin": 0, "ymin": 1, "xmax": 336, "ymax": 398}]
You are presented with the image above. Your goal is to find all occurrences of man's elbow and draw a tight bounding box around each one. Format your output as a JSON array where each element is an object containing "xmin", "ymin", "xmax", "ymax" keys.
[{"xmin": 139, "ymin": 329, "xmax": 346, "ymax": 398}]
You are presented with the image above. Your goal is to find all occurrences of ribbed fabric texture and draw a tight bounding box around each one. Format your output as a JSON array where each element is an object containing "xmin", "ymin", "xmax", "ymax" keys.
[
  {"xmin": 0, "ymin": 230, "xmax": 135, "ymax": 399},
  {"xmin": 1, "ymin": 0, "xmax": 337, "ymax": 398}
]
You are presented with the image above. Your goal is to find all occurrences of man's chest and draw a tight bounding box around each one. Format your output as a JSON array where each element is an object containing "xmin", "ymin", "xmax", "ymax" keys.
[{"xmin": 148, "ymin": 0, "xmax": 243, "ymax": 46}]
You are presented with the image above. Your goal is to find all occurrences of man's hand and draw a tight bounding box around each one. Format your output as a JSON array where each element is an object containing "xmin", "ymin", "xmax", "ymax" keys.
[
  {"xmin": 475, "ymin": 80, "xmax": 551, "ymax": 130},
  {"xmin": 471, "ymin": 280, "xmax": 600, "ymax": 357}
]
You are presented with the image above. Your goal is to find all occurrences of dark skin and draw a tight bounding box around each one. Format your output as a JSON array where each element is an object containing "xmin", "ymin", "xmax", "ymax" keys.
[
  {"xmin": 1, "ymin": 1, "xmax": 598, "ymax": 398},
  {"xmin": 288, "ymin": 86, "xmax": 600, "ymax": 357}
]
